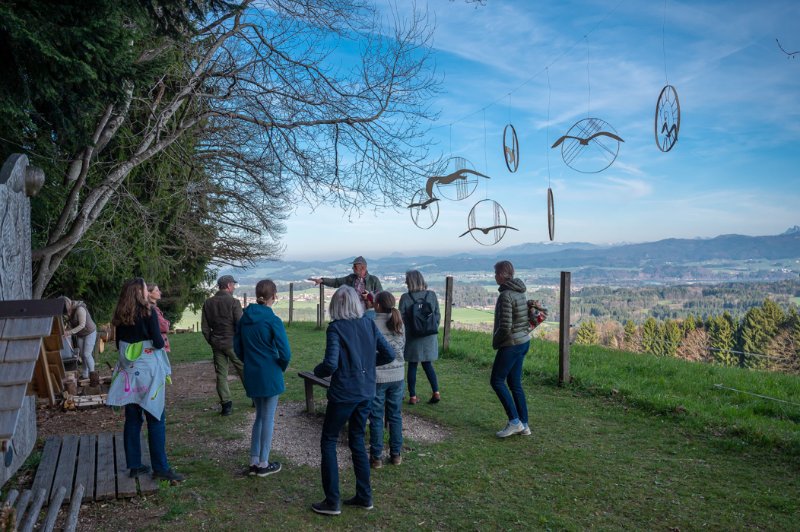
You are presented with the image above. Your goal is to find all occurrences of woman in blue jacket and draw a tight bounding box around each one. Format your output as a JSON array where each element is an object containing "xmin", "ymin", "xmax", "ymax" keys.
[
  {"xmin": 234, "ymin": 279, "xmax": 291, "ymax": 477},
  {"xmin": 311, "ymin": 286, "xmax": 395, "ymax": 516}
]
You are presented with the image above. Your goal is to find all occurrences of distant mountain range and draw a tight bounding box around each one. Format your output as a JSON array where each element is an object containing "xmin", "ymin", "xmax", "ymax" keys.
[{"xmin": 229, "ymin": 228, "xmax": 800, "ymax": 285}]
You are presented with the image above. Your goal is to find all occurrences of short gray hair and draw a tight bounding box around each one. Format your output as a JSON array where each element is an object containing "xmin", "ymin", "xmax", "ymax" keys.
[
  {"xmin": 494, "ymin": 260, "xmax": 515, "ymax": 280},
  {"xmin": 405, "ymin": 270, "xmax": 427, "ymax": 292},
  {"xmin": 329, "ymin": 285, "xmax": 364, "ymax": 321}
]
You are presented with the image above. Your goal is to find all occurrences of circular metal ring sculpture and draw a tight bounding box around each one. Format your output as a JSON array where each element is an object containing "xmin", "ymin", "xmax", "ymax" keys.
[
  {"xmin": 655, "ymin": 85, "xmax": 680, "ymax": 152},
  {"xmin": 503, "ymin": 124, "xmax": 520, "ymax": 173},
  {"xmin": 551, "ymin": 117, "xmax": 624, "ymax": 173},
  {"xmin": 458, "ymin": 199, "xmax": 518, "ymax": 246},
  {"xmin": 429, "ymin": 157, "xmax": 487, "ymax": 202},
  {"xmin": 547, "ymin": 187, "xmax": 555, "ymax": 241},
  {"xmin": 407, "ymin": 188, "xmax": 440, "ymax": 229}
]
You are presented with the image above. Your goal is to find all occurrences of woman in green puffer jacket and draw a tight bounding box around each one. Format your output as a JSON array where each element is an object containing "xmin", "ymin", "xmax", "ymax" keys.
[{"xmin": 491, "ymin": 261, "xmax": 532, "ymax": 438}]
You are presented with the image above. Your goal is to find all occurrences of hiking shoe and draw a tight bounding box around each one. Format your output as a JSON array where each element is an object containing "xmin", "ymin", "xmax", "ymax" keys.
[
  {"xmin": 220, "ymin": 401, "xmax": 233, "ymax": 416},
  {"xmin": 496, "ymin": 421, "xmax": 524, "ymax": 438},
  {"xmin": 390, "ymin": 454, "xmax": 402, "ymax": 465},
  {"xmin": 370, "ymin": 457, "xmax": 383, "ymax": 469},
  {"xmin": 129, "ymin": 465, "xmax": 151, "ymax": 478},
  {"xmin": 343, "ymin": 496, "xmax": 374, "ymax": 510},
  {"xmin": 247, "ymin": 465, "xmax": 258, "ymax": 476},
  {"xmin": 257, "ymin": 462, "xmax": 281, "ymax": 477},
  {"xmin": 311, "ymin": 500, "xmax": 341, "ymax": 516},
  {"xmin": 153, "ymin": 469, "xmax": 185, "ymax": 483},
  {"xmin": 520, "ymin": 423, "xmax": 532, "ymax": 436},
  {"xmin": 428, "ymin": 392, "xmax": 441, "ymax": 404},
  {"xmin": 408, "ymin": 396, "xmax": 419, "ymax": 405}
]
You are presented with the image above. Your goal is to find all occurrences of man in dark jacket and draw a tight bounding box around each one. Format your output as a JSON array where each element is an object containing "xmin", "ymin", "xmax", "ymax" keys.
[
  {"xmin": 310, "ymin": 256, "xmax": 383, "ymax": 314},
  {"xmin": 202, "ymin": 275, "xmax": 244, "ymax": 416}
]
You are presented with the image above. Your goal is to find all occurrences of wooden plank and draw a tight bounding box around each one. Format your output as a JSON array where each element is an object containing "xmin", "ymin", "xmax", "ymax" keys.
[
  {"xmin": 45, "ymin": 347, "xmax": 65, "ymax": 381},
  {"xmin": 94, "ymin": 432, "xmax": 116, "ymax": 501},
  {"xmin": 114, "ymin": 432, "xmax": 137, "ymax": 498},
  {"xmin": 3, "ymin": 488, "xmax": 19, "ymax": 507},
  {"xmin": 40, "ymin": 485, "xmax": 66, "ymax": 532},
  {"xmin": 0, "ymin": 361, "xmax": 37, "ymax": 386},
  {"xmin": 0, "ymin": 339, "xmax": 7, "ymax": 361},
  {"xmin": 14, "ymin": 489, "xmax": 32, "ymax": 530},
  {"xmin": 3, "ymin": 339, "xmax": 41, "ymax": 361},
  {"xmin": 137, "ymin": 432, "xmax": 159, "ymax": 494},
  {"xmin": 31, "ymin": 436, "xmax": 61, "ymax": 500},
  {"xmin": 2, "ymin": 317, "xmax": 53, "ymax": 339},
  {"xmin": 0, "ymin": 383, "xmax": 26, "ymax": 409},
  {"xmin": 75, "ymin": 434, "xmax": 96, "ymax": 502},
  {"xmin": 0, "ymin": 410, "xmax": 23, "ymax": 440},
  {"xmin": 64, "ymin": 484, "xmax": 84, "ymax": 532},
  {"xmin": 50, "ymin": 434, "xmax": 78, "ymax": 504}
]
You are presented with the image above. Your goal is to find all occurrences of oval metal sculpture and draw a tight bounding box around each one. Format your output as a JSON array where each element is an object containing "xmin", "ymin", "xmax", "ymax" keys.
[
  {"xmin": 655, "ymin": 85, "xmax": 680, "ymax": 152},
  {"xmin": 547, "ymin": 187, "xmax": 555, "ymax": 241},
  {"xmin": 503, "ymin": 124, "xmax": 520, "ymax": 173},
  {"xmin": 407, "ymin": 188, "xmax": 440, "ymax": 230},
  {"xmin": 551, "ymin": 118, "xmax": 624, "ymax": 173},
  {"xmin": 459, "ymin": 199, "xmax": 518, "ymax": 246},
  {"xmin": 427, "ymin": 157, "xmax": 489, "ymax": 202}
]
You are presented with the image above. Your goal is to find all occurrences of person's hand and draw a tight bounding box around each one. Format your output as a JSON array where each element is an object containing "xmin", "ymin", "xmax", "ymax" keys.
[{"xmin": 308, "ymin": 278, "xmax": 322, "ymax": 286}]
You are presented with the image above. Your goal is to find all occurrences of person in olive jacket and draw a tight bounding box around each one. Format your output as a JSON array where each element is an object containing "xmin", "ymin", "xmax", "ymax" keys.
[
  {"xmin": 234, "ymin": 279, "xmax": 291, "ymax": 477},
  {"xmin": 201, "ymin": 275, "xmax": 244, "ymax": 416},
  {"xmin": 491, "ymin": 260, "xmax": 533, "ymax": 438},
  {"xmin": 310, "ymin": 285, "xmax": 395, "ymax": 516}
]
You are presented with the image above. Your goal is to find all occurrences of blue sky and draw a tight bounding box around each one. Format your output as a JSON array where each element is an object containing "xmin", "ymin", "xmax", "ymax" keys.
[{"xmin": 282, "ymin": 0, "xmax": 800, "ymax": 261}]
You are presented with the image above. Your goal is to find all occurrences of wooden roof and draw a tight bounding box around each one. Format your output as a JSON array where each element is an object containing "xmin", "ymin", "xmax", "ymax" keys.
[{"xmin": 0, "ymin": 299, "xmax": 65, "ymax": 442}]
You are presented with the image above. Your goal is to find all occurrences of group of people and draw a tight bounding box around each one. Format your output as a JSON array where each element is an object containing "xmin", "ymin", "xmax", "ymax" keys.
[{"xmin": 100, "ymin": 255, "xmax": 541, "ymax": 514}]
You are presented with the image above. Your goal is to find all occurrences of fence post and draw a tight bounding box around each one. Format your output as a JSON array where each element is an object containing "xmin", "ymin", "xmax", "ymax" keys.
[
  {"xmin": 738, "ymin": 350, "xmax": 746, "ymax": 368},
  {"xmin": 442, "ymin": 275, "xmax": 454, "ymax": 352},
  {"xmin": 243, "ymin": 293, "xmax": 247, "ymax": 307},
  {"xmin": 319, "ymin": 284, "xmax": 325, "ymax": 328},
  {"xmin": 558, "ymin": 271, "xmax": 571, "ymax": 386},
  {"xmin": 288, "ymin": 282, "xmax": 294, "ymax": 325}
]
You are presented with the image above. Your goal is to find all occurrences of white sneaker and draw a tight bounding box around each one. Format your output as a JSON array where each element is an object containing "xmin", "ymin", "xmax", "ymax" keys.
[
  {"xmin": 496, "ymin": 421, "xmax": 524, "ymax": 438},
  {"xmin": 519, "ymin": 423, "xmax": 531, "ymax": 436}
]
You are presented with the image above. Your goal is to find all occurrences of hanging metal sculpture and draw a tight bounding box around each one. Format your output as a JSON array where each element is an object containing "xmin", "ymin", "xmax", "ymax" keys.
[
  {"xmin": 503, "ymin": 124, "xmax": 519, "ymax": 173},
  {"xmin": 551, "ymin": 118, "xmax": 624, "ymax": 173},
  {"xmin": 459, "ymin": 199, "xmax": 518, "ymax": 246},
  {"xmin": 426, "ymin": 157, "xmax": 489, "ymax": 201},
  {"xmin": 407, "ymin": 189, "xmax": 440, "ymax": 229},
  {"xmin": 655, "ymin": 85, "xmax": 680, "ymax": 152},
  {"xmin": 547, "ymin": 187, "xmax": 555, "ymax": 241}
]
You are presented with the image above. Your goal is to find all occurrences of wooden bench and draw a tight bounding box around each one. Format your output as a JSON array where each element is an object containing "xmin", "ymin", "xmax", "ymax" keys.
[{"xmin": 297, "ymin": 371, "xmax": 330, "ymax": 413}]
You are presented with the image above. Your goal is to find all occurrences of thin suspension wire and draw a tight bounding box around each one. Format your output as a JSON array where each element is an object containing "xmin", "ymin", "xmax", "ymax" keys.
[
  {"xmin": 662, "ymin": 0, "xmax": 669, "ymax": 84},
  {"xmin": 483, "ymin": 108, "xmax": 489, "ymax": 199},
  {"xmin": 546, "ymin": 67, "xmax": 552, "ymax": 188},
  {"xmin": 449, "ymin": 124, "xmax": 452, "ymax": 155},
  {"xmin": 586, "ymin": 35, "xmax": 591, "ymax": 118},
  {"xmin": 434, "ymin": 0, "xmax": 627, "ymax": 131}
]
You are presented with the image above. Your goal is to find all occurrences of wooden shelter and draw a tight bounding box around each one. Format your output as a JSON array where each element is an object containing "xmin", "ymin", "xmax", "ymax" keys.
[{"xmin": 0, "ymin": 298, "xmax": 66, "ymax": 456}]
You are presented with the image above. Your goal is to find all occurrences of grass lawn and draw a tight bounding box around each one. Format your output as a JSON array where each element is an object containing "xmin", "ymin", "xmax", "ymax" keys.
[{"xmin": 84, "ymin": 323, "xmax": 800, "ymax": 530}]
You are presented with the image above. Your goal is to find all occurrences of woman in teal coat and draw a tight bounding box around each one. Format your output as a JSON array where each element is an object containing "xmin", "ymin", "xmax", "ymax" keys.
[{"xmin": 234, "ymin": 279, "xmax": 291, "ymax": 477}]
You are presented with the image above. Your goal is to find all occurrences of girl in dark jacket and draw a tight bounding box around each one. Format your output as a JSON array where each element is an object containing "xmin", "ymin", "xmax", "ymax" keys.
[
  {"xmin": 491, "ymin": 261, "xmax": 532, "ymax": 438},
  {"xmin": 311, "ymin": 286, "xmax": 395, "ymax": 516},
  {"xmin": 234, "ymin": 279, "xmax": 291, "ymax": 477},
  {"xmin": 110, "ymin": 278, "xmax": 184, "ymax": 483}
]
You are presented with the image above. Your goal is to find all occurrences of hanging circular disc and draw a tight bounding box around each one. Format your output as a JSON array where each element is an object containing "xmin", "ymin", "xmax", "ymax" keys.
[
  {"xmin": 503, "ymin": 124, "xmax": 520, "ymax": 173},
  {"xmin": 458, "ymin": 199, "xmax": 518, "ymax": 246},
  {"xmin": 552, "ymin": 117, "xmax": 623, "ymax": 173},
  {"xmin": 429, "ymin": 157, "xmax": 487, "ymax": 201},
  {"xmin": 408, "ymin": 188, "xmax": 440, "ymax": 229},
  {"xmin": 655, "ymin": 85, "xmax": 680, "ymax": 152},
  {"xmin": 547, "ymin": 187, "xmax": 555, "ymax": 241}
]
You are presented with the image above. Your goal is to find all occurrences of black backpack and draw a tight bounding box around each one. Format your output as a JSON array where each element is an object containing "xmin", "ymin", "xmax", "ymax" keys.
[{"xmin": 407, "ymin": 293, "xmax": 438, "ymax": 337}]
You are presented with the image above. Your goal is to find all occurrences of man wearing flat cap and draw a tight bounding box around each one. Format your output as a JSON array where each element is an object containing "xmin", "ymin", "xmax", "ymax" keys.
[
  {"xmin": 310, "ymin": 256, "xmax": 383, "ymax": 312},
  {"xmin": 201, "ymin": 275, "xmax": 245, "ymax": 416}
]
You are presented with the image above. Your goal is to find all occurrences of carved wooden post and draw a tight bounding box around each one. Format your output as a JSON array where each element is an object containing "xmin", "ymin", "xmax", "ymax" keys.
[
  {"xmin": 558, "ymin": 271, "xmax": 571, "ymax": 386},
  {"xmin": 442, "ymin": 276, "xmax": 454, "ymax": 352},
  {"xmin": 318, "ymin": 284, "xmax": 325, "ymax": 328},
  {"xmin": 288, "ymin": 282, "xmax": 294, "ymax": 325}
]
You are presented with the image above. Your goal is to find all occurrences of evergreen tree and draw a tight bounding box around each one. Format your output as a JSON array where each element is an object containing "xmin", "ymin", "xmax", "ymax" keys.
[
  {"xmin": 641, "ymin": 317, "xmax": 658, "ymax": 355},
  {"xmin": 664, "ymin": 319, "xmax": 682, "ymax": 357},
  {"xmin": 575, "ymin": 320, "xmax": 599, "ymax": 345},
  {"xmin": 709, "ymin": 315, "xmax": 736, "ymax": 365},
  {"xmin": 624, "ymin": 320, "xmax": 638, "ymax": 351}
]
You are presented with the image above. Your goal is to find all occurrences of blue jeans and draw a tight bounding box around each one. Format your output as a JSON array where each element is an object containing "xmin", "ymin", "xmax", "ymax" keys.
[
  {"xmin": 251, "ymin": 395, "xmax": 279, "ymax": 463},
  {"xmin": 407, "ymin": 361, "xmax": 438, "ymax": 397},
  {"xmin": 490, "ymin": 341, "xmax": 530, "ymax": 424},
  {"xmin": 369, "ymin": 381, "xmax": 404, "ymax": 459},
  {"xmin": 123, "ymin": 404, "xmax": 169, "ymax": 474},
  {"xmin": 320, "ymin": 400, "xmax": 371, "ymax": 507}
]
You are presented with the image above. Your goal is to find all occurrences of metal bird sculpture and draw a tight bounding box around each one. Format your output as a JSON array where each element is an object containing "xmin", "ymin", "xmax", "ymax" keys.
[
  {"xmin": 458, "ymin": 225, "xmax": 519, "ymax": 238},
  {"xmin": 407, "ymin": 197, "xmax": 440, "ymax": 209},
  {"xmin": 425, "ymin": 168, "xmax": 490, "ymax": 199},
  {"xmin": 551, "ymin": 131, "xmax": 625, "ymax": 148}
]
